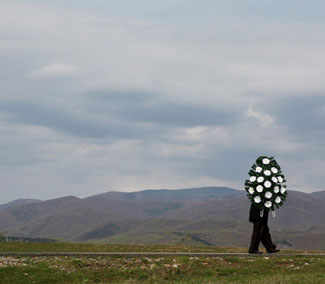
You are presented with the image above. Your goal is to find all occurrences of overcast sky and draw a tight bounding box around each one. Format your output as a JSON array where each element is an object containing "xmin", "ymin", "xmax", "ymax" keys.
[{"xmin": 1, "ymin": 0, "xmax": 325, "ymax": 203}]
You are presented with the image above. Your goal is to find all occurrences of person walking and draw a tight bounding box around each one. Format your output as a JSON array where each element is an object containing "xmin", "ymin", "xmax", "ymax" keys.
[
  {"xmin": 245, "ymin": 156, "xmax": 288, "ymax": 254},
  {"xmin": 248, "ymin": 203, "xmax": 280, "ymax": 254}
]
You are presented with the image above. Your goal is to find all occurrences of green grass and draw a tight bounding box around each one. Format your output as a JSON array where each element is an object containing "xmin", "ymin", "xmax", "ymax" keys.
[
  {"xmin": 0, "ymin": 241, "xmax": 323, "ymax": 254},
  {"xmin": 0, "ymin": 254, "xmax": 324, "ymax": 284},
  {"xmin": 0, "ymin": 242, "xmax": 324, "ymax": 283}
]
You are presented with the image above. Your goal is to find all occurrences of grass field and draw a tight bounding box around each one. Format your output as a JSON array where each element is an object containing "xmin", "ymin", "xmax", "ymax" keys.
[
  {"xmin": 0, "ymin": 242, "xmax": 324, "ymax": 284},
  {"xmin": 1, "ymin": 241, "xmax": 324, "ymax": 254}
]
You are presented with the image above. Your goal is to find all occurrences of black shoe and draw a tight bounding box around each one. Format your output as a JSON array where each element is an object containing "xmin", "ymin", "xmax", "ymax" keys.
[
  {"xmin": 267, "ymin": 249, "xmax": 280, "ymax": 254},
  {"xmin": 248, "ymin": 250, "xmax": 263, "ymax": 254}
]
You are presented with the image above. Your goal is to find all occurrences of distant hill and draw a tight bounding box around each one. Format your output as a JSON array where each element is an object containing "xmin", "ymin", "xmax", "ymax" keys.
[
  {"xmin": 92, "ymin": 186, "xmax": 244, "ymax": 202},
  {"xmin": 0, "ymin": 187, "xmax": 324, "ymax": 250},
  {"xmin": 0, "ymin": 199, "xmax": 42, "ymax": 210}
]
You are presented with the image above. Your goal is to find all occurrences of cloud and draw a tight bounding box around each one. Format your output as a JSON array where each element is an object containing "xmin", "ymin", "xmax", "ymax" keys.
[
  {"xmin": 0, "ymin": 87, "xmax": 239, "ymax": 141},
  {"xmin": 31, "ymin": 62, "xmax": 85, "ymax": 78},
  {"xmin": 1, "ymin": 1, "xmax": 325, "ymax": 203},
  {"xmin": 0, "ymin": 100, "xmax": 149, "ymax": 139},
  {"xmin": 255, "ymin": 94, "xmax": 325, "ymax": 142},
  {"xmin": 84, "ymin": 90, "xmax": 239, "ymax": 127},
  {"xmin": 246, "ymin": 106, "xmax": 275, "ymax": 128}
]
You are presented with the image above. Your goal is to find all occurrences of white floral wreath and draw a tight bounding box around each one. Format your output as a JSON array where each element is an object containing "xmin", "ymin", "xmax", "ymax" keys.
[{"xmin": 245, "ymin": 156, "xmax": 288, "ymax": 217}]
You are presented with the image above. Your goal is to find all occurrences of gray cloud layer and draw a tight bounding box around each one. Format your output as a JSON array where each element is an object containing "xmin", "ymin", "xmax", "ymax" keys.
[{"xmin": 0, "ymin": 1, "xmax": 325, "ymax": 203}]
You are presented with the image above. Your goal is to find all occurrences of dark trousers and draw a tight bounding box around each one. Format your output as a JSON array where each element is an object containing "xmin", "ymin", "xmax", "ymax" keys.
[{"xmin": 249, "ymin": 222, "xmax": 276, "ymax": 252}]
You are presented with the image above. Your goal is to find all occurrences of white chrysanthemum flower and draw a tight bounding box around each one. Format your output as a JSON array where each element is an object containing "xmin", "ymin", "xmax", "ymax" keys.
[
  {"xmin": 280, "ymin": 187, "xmax": 286, "ymax": 194},
  {"xmin": 264, "ymin": 170, "xmax": 271, "ymax": 176},
  {"xmin": 254, "ymin": 196, "xmax": 261, "ymax": 203},
  {"xmin": 264, "ymin": 181, "xmax": 272, "ymax": 188},
  {"xmin": 278, "ymin": 176, "xmax": 283, "ymax": 183},
  {"xmin": 255, "ymin": 166, "xmax": 262, "ymax": 173},
  {"xmin": 262, "ymin": 158, "xmax": 270, "ymax": 165},
  {"xmin": 274, "ymin": 186, "xmax": 279, "ymax": 193},
  {"xmin": 248, "ymin": 187, "xmax": 254, "ymax": 194},
  {"xmin": 272, "ymin": 176, "xmax": 278, "ymax": 183},
  {"xmin": 275, "ymin": 197, "xmax": 281, "ymax": 203},
  {"xmin": 256, "ymin": 185, "xmax": 263, "ymax": 192},
  {"xmin": 265, "ymin": 191, "xmax": 272, "ymax": 199},
  {"xmin": 271, "ymin": 167, "xmax": 278, "ymax": 174},
  {"xmin": 257, "ymin": 176, "xmax": 264, "ymax": 183},
  {"xmin": 265, "ymin": 201, "xmax": 272, "ymax": 208},
  {"xmin": 249, "ymin": 176, "xmax": 257, "ymax": 182}
]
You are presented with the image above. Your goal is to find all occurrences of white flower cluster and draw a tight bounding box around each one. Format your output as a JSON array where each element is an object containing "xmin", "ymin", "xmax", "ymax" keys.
[{"xmin": 245, "ymin": 156, "xmax": 287, "ymax": 211}]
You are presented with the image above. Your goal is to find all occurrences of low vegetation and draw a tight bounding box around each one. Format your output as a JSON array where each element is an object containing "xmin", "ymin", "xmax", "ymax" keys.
[
  {"xmin": 0, "ymin": 254, "xmax": 324, "ymax": 284},
  {"xmin": 0, "ymin": 242, "xmax": 324, "ymax": 283},
  {"xmin": 0, "ymin": 241, "xmax": 323, "ymax": 253}
]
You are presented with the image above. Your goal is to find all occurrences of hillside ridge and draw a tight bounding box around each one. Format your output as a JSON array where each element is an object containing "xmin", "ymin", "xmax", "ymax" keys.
[{"xmin": 1, "ymin": 186, "xmax": 324, "ymax": 250}]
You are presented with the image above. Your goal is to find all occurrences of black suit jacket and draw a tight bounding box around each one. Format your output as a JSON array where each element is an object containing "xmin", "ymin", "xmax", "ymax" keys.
[{"xmin": 249, "ymin": 203, "xmax": 269, "ymax": 224}]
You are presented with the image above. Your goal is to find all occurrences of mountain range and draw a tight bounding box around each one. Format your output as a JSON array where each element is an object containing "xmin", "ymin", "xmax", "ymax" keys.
[{"xmin": 1, "ymin": 187, "xmax": 324, "ymax": 250}]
